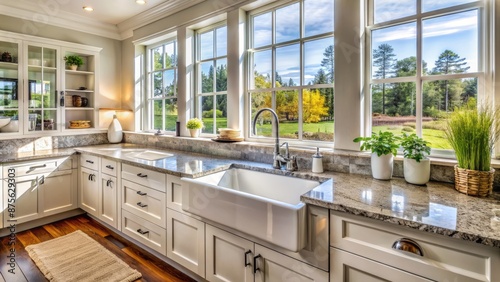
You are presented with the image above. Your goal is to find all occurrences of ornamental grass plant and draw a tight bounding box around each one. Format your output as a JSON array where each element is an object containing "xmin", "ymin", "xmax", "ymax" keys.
[{"xmin": 445, "ymin": 100, "xmax": 500, "ymax": 172}]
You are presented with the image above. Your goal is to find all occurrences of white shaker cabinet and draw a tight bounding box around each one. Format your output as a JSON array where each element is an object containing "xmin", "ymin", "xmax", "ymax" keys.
[{"xmin": 205, "ymin": 224, "xmax": 328, "ymax": 282}]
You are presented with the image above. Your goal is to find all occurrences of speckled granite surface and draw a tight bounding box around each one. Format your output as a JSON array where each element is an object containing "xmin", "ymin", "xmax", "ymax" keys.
[{"xmin": 6, "ymin": 143, "xmax": 500, "ymax": 249}]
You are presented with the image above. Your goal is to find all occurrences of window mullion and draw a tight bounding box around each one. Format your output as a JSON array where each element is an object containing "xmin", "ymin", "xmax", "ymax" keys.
[{"xmin": 416, "ymin": 1, "xmax": 423, "ymax": 137}]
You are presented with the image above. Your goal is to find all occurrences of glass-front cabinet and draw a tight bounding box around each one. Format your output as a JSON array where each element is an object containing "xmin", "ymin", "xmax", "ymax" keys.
[
  {"xmin": 0, "ymin": 31, "xmax": 101, "ymax": 136},
  {"xmin": 0, "ymin": 38, "xmax": 21, "ymax": 134},
  {"xmin": 26, "ymin": 43, "xmax": 59, "ymax": 133}
]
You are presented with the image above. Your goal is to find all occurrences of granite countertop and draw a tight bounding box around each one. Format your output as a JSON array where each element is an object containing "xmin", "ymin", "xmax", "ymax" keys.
[{"xmin": 9, "ymin": 143, "xmax": 500, "ymax": 249}]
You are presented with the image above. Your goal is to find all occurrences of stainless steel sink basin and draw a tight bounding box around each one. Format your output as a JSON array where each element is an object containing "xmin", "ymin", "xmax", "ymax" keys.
[{"xmin": 181, "ymin": 168, "xmax": 321, "ymax": 251}]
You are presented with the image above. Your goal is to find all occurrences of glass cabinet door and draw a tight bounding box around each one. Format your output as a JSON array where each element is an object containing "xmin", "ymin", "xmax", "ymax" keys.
[
  {"xmin": 0, "ymin": 39, "xmax": 21, "ymax": 134},
  {"xmin": 26, "ymin": 44, "xmax": 59, "ymax": 132}
]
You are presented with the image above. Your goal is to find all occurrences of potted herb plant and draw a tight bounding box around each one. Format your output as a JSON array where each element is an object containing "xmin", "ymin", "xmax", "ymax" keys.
[
  {"xmin": 400, "ymin": 133, "xmax": 431, "ymax": 185},
  {"xmin": 445, "ymin": 101, "xmax": 500, "ymax": 196},
  {"xmin": 353, "ymin": 131, "xmax": 400, "ymax": 180},
  {"xmin": 64, "ymin": 55, "xmax": 83, "ymax": 71},
  {"xmin": 186, "ymin": 118, "xmax": 203, "ymax": 137}
]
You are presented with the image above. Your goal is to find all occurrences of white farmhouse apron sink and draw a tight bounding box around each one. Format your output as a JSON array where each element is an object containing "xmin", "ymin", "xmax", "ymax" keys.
[{"xmin": 181, "ymin": 168, "xmax": 320, "ymax": 252}]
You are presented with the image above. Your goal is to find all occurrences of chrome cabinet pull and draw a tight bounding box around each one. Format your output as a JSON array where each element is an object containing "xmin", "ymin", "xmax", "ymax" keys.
[
  {"xmin": 136, "ymin": 202, "xmax": 148, "ymax": 208},
  {"xmin": 244, "ymin": 250, "xmax": 252, "ymax": 267},
  {"xmin": 106, "ymin": 165, "xmax": 114, "ymax": 170},
  {"xmin": 136, "ymin": 191, "xmax": 147, "ymax": 196},
  {"xmin": 28, "ymin": 164, "xmax": 47, "ymax": 172},
  {"xmin": 86, "ymin": 160, "xmax": 94, "ymax": 164},
  {"xmin": 137, "ymin": 173, "xmax": 148, "ymax": 178},
  {"xmin": 392, "ymin": 238, "xmax": 423, "ymax": 256},
  {"xmin": 136, "ymin": 229, "xmax": 149, "ymax": 235},
  {"xmin": 253, "ymin": 254, "xmax": 262, "ymax": 273}
]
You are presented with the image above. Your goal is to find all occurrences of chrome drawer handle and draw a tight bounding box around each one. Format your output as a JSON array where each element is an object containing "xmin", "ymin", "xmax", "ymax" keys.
[
  {"xmin": 392, "ymin": 238, "xmax": 423, "ymax": 256},
  {"xmin": 28, "ymin": 164, "xmax": 47, "ymax": 171},
  {"xmin": 106, "ymin": 165, "xmax": 114, "ymax": 170},
  {"xmin": 136, "ymin": 191, "xmax": 147, "ymax": 196},
  {"xmin": 137, "ymin": 173, "xmax": 148, "ymax": 178},
  {"xmin": 137, "ymin": 229, "xmax": 149, "ymax": 235},
  {"xmin": 136, "ymin": 202, "xmax": 148, "ymax": 208},
  {"xmin": 86, "ymin": 160, "xmax": 94, "ymax": 164}
]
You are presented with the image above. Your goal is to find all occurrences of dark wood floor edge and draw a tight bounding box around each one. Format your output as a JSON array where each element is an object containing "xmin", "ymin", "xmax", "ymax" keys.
[
  {"xmin": 0, "ymin": 209, "xmax": 85, "ymax": 238},
  {"xmin": 86, "ymin": 215, "xmax": 207, "ymax": 282}
]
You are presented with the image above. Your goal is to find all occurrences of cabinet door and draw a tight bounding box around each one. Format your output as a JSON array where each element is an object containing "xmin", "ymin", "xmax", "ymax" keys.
[
  {"xmin": 39, "ymin": 169, "xmax": 76, "ymax": 216},
  {"xmin": 4, "ymin": 175, "xmax": 41, "ymax": 225},
  {"xmin": 206, "ymin": 225, "xmax": 254, "ymax": 282},
  {"xmin": 25, "ymin": 42, "xmax": 60, "ymax": 133},
  {"xmin": 100, "ymin": 175, "xmax": 117, "ymax": 228},
  {"xmin": 0, "ymin": 38, "xmax": 22, "ymax": 135},
  {"xmin": 254, "ymin": 244, "xmax": 328, "ymax": 282},
  {"xmin": 167, "ymin": 209, "xmax": 205, "ymax": 277},
  {"xmin": 166, "ymin": 174, "xmax": 183, "ymax": 213},
  {"xmin": 330, "ymin": 248, "xmax": 432, "ymax": 282},
  {"xmin": 80, "ymin": 167, "xmax": 98, "ymax": 216}
]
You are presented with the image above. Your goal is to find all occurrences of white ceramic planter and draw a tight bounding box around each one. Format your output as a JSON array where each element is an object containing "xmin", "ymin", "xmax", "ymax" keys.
[
  {"xmin": 404, "ymin": 158, "xmax": 430, "ymax": 185},
  {"xmin": 371, "ymin": 153, "xmax": 393, "ymax": 180},
  {"xmin": 189, "ymin": 129, "xmax": 200, "ymax": 137}
]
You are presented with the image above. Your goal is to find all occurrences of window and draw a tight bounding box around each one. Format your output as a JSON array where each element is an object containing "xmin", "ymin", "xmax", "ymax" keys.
[
  {"xmin": 147, "ymin": 39, "xmax": 178, "ymax": 132},
  {"xmin": 249, "ymin": 0, "xmax": 335, "ymax": 143},
  {"xmin": 369, "ymin": 0, "xmax": 484, "ymax": 150},
  {"xmin": 196, "ymin": 24, "xmax": 228, "ymax": 134}
]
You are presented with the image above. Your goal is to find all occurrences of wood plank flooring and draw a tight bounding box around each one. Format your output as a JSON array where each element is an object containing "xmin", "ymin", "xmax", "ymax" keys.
[{"xmin": 0, "ymin": 215, "xmax": 197, "ymax": 282}]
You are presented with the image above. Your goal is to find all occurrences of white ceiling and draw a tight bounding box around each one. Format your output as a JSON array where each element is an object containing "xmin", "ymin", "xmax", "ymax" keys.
[{"xmin": 0, "ymin": 0, "xmax": 205, "ymax": 39}]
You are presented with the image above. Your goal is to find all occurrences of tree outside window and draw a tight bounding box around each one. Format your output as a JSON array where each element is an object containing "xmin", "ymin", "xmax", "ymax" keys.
[
  {"xmin": 196, "ymin": 25, "xmax": 227, "ymax": 134},
  {"xmin": 249, "ymin": 0, "xmax": 335, "ymax": 142},
  {"xmin": 147, "ymin": 40, "xmax": 178, "ymax": 132},
  {"xmin": 370, "ymin": 3, "xmax": 482, "ymax": 150}
]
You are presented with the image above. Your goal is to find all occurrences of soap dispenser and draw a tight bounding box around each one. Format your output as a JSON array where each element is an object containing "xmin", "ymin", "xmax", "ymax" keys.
[{"xmin": 312, "ymin": 147, "xmax": 323, "ymax": 173}]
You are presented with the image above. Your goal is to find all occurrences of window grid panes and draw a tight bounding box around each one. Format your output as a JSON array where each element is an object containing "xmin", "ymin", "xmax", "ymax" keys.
[
  {"xmin": 369, "ymin": 0, "xmax": 483, "ymax": 150},
  {"xmin": 147, "ymin": 39, "xmax": 178, "ymax": 132},
  {"xmin": 249, "ymin": 0, "xmax": 335, "ymax": 142},
  {"xmin": 196, "ymin": 25, "xmax": 228, "ymax": 134}
]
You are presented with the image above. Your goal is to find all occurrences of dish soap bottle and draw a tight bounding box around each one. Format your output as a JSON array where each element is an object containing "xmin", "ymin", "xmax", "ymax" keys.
[{"xmin": 312, "ymin": 147, "xmax": 323, "ymax": 173}]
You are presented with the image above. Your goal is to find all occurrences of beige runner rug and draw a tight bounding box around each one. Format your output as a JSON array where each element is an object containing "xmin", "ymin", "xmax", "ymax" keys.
[{"xmin": 25, "ymin": 230, "xmax": 142, "ymax": 282}]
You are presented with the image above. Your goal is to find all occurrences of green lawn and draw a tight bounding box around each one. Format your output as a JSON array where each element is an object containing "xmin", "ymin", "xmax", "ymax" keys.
[{"xmin": 155, "ymin": 115, "xmax": 451, "ymax": 149}]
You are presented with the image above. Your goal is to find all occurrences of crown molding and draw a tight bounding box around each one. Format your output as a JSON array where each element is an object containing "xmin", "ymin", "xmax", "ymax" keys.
[
  {"xmin": 0, "ymin": 0, "xmax": 206, "ymax": 41},
  {"xmin": 0, "ymin": 4, "xmax": 121, "ymax": 40},
  {"xmin": 117, "ymin": 0, "xmax": 206, "ymax": 39}
]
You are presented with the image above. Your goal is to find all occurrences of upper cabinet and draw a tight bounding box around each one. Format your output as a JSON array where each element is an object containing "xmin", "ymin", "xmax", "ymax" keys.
[
  {"xmin": 0, "ymin": 38, "xmax": 21, "ymax": 134},
  {"xmin": 0, "ymin": 31, "xmax": 101, "ymax": 137},
  {"xmin": 25, "ymin": 42, "xmax": 60, "ymax": 133},
  {"xmin": 62, "ymin": 48, "xmax": 99, "ymax": 130}
]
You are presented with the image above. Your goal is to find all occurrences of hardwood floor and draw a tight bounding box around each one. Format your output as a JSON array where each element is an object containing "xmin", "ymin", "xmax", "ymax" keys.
[{"xmin": 0, "ymin": 215, "xmax": 197, "ymax": 282}]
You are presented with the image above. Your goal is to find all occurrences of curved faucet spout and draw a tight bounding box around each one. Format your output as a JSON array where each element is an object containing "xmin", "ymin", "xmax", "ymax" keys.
[{"xmin": 252, "ymin": 108, "xmax": 281, "ymax": 168}]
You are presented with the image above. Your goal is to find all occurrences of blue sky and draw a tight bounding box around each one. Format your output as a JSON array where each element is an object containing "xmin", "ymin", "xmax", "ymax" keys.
[
  {"xmin": 373, "ymin": 1, "xmax": 479, "ymax": 76},
  {"xmin": 248, "ymin": 0, "xmax": 479, "ymax": 87}
]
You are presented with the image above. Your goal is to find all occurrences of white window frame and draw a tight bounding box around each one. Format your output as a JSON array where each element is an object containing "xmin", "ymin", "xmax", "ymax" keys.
[
  {"xmin": 246, "ymin": 0, "xmax": 335, "ymax": 146},
  {"xmin": 195, "ymin": 22, "xmax": 228, "ymax": 135},
  {"xmin": 145, "ymin": 37, "xmax": 178, "ymax": 133},
  {"xmin": 366, "ymin": 0, "xmax": 489, "ymax": 157}
]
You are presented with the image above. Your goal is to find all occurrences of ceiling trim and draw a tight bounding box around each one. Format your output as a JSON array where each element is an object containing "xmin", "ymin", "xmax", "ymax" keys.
[
  {"xmin": 0, "ymin": 4, "xmax": 121, "ymax": 40},
  {"xmin": 0, "ymin": 0, "xmax": 206, "ymax": 41}
]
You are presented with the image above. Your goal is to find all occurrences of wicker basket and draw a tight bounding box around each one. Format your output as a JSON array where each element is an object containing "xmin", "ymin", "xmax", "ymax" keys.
[{"xmin": 454, "ymin": 165, "xmax": 495, "ymax": 197}]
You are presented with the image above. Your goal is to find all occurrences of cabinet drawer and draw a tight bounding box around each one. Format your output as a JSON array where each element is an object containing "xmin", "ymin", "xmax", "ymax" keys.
[
  {"xmin": 101, "ymin": 158, "xmax": 118, "ymax": 177},
  {"xmin": 4, "ymin": 157, "xmax": 72, "ymax": 177},
  {"xmin": 330, "ymin": 211, "xmax": 500, "ymax": 281},
  {"xmin": 330, "ymin": 247, "xmax": 432, "ymax": 282},
  {"xmin": 122, "ymin": 179, "xmax": 166, "ymax": 228},
  {"xmin": 121, "ymin": 210, "xmax": 166, "ymax": 256},
  {"xmin": 80, "ymin": 154, "xmax": 99, "ymax": 170},
  {"xmin": 122, "ymin": 163, "xmax": 166, "ymax": 192}
]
